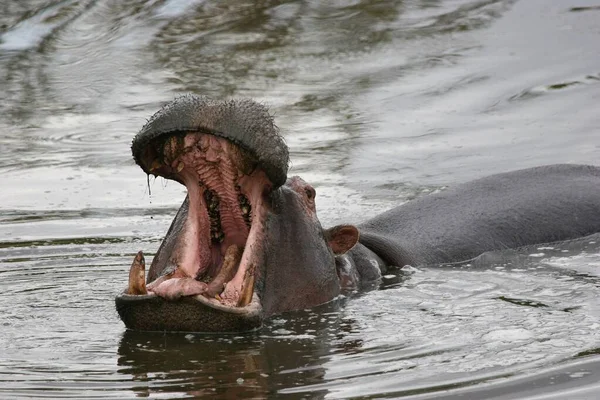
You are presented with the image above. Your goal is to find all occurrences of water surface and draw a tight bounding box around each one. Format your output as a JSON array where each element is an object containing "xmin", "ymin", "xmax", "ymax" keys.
[{"xmin": 1, "ymin": 0, "xmax": 599, "ymax": 398}]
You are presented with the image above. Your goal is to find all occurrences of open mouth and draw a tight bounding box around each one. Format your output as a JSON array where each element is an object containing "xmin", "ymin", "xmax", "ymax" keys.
[
  {"xmin": 135, "ymin": 132, "xmax": 271, "ymax": 307},
  {"xmin": 116, "ymin": 95, "xmax": 289, "ymax": 332}
]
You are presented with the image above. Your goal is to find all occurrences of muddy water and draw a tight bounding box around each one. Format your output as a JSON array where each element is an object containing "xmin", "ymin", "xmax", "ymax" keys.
[{"xmin": 1, "ymin": 0, "xmax": 600, "ymax": 398}]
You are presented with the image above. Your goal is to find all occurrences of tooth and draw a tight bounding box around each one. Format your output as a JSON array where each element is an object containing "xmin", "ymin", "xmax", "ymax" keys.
[
  {"xmin": 127, "ymin": 251, "xmax": 147, "ymax": 295},
  {"xmin": 205, "ymin": 245, "xmax": 243, "ymax": 297},
  {"xmin": 177, "ymin": 162, "xmax": 185, "ymax": 172},
  {"xmin": 237, "ymin": 264, "xmax": 256, "ymax": 307},
  {"xmin": 149, "ymin": 160, "xmax": 162, "ymax": 172},
  {"xmin": 241, "ymin": 205, "xmax": 250, "ymax": 215},
  {"xmin": 163, "ymin": 136, "xmax": 182, "ymax": 162}
]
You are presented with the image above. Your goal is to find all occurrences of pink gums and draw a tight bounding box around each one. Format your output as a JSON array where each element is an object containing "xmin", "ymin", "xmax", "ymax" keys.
[{"xmin": 148, "ymin": 133, "xmax": 270, "ymax": 304}]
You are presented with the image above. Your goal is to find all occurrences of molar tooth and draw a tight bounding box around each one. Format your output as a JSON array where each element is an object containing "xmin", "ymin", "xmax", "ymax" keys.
[
  {"xmin": 163, "ymin": 135, "xmax": 182, "ymax": 162},
  {"xmin": 176, "ymin": 162, "xmax": 185, "ymax": 172},
  {"xmin": 210, "ymin": 231, "xmax": 224, "ymax": 243}
]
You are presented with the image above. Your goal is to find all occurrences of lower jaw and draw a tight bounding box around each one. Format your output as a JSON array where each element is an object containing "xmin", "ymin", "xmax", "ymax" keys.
[
  {"xmin": 119, "ymin": 250, "xmax": 263, "ymax": 333},
  {"xmin": 115, "ymin": 292, "xmax": 263, "ymax": 333}
]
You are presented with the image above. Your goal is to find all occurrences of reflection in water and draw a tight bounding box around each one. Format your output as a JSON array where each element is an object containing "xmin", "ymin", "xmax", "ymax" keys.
[
  {"xmin": 118, "ymin": 331, "xmax": 275, "ymax": 398},
  {"xmin": 1, "ymin": 0, "xmax": 600, "ymax": 398},
  {"xmin": 117, "ymin": 299, "xmax": 356, "ymax": 399}
]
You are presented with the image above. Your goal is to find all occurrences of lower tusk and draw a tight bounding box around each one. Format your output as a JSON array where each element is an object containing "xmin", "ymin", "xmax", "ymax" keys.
[
  {"xmin": 205, "ymin": 244, "xmax": 243, "ymax": 297},
  {"xmin": 127, "ymin": 251, "xmax": 147, "ymax": 295},
  {"xmin": 237, "ymin": 264, "xmax": 256, "ymax": 307}
]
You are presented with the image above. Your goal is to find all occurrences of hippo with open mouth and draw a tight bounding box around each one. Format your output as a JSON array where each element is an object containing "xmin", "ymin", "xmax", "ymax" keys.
[{"xmin": 115, "ymin": 95, "xmax": 600, "ymax": 333}]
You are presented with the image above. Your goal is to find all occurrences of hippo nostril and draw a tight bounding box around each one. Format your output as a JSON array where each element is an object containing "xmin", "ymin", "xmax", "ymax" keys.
[{"xmin": 305, "ymin": 187, "xmax": 315, "ymax": 200}]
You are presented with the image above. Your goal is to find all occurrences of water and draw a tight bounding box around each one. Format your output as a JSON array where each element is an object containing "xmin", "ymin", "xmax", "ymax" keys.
[{"xmin": 1, "ymin": 0, "xmax": 599, "ymax": 398}]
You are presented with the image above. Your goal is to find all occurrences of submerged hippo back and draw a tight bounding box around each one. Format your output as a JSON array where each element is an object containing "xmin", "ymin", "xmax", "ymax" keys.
[{"xmin": 358, "ymin": 164, "xmax": 600, "ymax": 267}]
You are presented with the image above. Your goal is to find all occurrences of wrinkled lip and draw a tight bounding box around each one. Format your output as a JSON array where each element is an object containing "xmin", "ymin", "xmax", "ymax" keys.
[{"xmin": 115, "ymin": 292, "xmax": 263, "ymax": 333}]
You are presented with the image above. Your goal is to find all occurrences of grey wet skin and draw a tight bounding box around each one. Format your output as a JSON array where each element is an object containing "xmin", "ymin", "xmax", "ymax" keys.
[
  {"xmin": 131, "ymin": 95, "xmax": 289, "ymax": 188},
  {"xmin": 357, "ymin": 164, "xmax": 600, "ymax": 268},
  {"xmin": 116, "ymin": 95, "xmax": 600, "ymax": 333}
]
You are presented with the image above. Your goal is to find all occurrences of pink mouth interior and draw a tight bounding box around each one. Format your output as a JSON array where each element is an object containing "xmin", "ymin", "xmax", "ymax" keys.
[{"xmin": 146, "ymin": 133, "xmax": 271, "ymax": 307}]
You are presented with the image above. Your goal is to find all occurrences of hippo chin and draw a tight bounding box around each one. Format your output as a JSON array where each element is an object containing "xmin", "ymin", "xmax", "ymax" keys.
[{"xmin": 115, "ymin": 95, "xmax": 600, "ymax": 333}]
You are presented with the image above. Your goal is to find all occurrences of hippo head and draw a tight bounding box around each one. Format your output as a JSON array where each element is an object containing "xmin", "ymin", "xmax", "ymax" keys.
[{"xmin": 115, "ymin": 95, "xmax": 359, "ymax": 332}]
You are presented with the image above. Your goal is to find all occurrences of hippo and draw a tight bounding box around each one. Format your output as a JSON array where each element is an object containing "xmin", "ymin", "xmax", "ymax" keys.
[{"xmin": 115, "ymin": 95, "xmax": 600, "ymax": 333}]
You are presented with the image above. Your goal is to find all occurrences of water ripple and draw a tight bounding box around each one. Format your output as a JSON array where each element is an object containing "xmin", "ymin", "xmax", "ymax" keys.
[{"xmin": 508, "ymin": 72, "xmax": 600, "ymax": 103}]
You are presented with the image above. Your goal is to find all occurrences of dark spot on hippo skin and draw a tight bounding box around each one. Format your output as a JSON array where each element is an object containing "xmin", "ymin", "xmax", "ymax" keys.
[
  {"xmin": 569, "ymin": 6, "xmax": 600, "ymax": 12},
  {"xmin": 304, "ymin": 187, "xmax": 315, "ymax": 201}
]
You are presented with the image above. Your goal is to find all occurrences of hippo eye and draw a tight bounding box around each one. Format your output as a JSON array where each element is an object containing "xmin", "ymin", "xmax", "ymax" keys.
[{"xmin": 305, "ymin": 187, "xmax": 316, "ymax": 200}]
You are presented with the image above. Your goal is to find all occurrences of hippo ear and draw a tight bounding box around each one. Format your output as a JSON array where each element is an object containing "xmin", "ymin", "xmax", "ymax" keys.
[{"xmin": 325, "ymin": 225, "xmax": 359, "ymax": 255}]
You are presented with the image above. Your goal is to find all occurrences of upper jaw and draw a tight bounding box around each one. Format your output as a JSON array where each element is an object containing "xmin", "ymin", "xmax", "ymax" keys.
[{"xmin": 131, "ymin": 95, "xmax": 289, "ymax": 188}]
